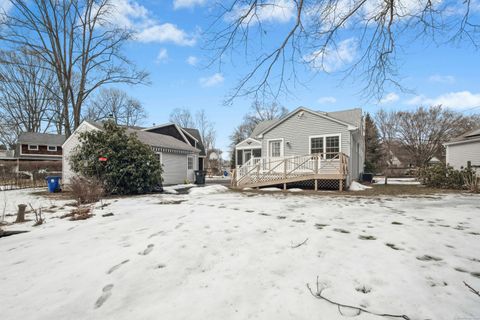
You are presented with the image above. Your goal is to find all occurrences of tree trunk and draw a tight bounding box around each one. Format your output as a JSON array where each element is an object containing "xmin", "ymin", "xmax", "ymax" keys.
[{"xmin": 16, "ymin": 204, "xmax": 27, "ymax": 223}]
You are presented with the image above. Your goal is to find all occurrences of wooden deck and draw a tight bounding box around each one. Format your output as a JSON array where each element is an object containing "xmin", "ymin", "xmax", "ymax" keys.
[{"xmin": 232, "ymin": 153, "xmax": 348, "ymax": 191}]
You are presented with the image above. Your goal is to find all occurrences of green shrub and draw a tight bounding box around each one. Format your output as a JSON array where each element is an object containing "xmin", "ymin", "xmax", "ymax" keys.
[
  {"xmin": 70, "ymin": 121, "xmax": 163, "ymax": 195},
  {"xmin": 417, "ymin": 164, "xmax": 477, "ymax": 190}
]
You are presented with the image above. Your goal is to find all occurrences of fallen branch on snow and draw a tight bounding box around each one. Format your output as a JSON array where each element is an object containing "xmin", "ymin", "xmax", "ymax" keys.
[
  {"xmin": 306, "ymin": 276, "xmax": 410, "ymax": 319},
  {"xmin": 464, "ymin": 281, "xmax": 480, "ymax": 298},
  {"xmin": 291, "ymin": 238, "xmax": 308, "ymax": 248}
]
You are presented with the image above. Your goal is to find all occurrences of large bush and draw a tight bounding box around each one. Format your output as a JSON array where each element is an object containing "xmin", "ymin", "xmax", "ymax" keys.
[
  {"xmin": 70, "ymin": 121, "xmax": 163, "ymax": 195},
  {"xmin": 417, "ymin": 164, "xmax": 477, "ymax": 191}
]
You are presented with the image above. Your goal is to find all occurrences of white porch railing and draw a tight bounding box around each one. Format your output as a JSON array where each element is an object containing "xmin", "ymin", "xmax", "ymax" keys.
[{"xmin": 234, "ymin": 153, "xmax": 348, "ymax": 187}]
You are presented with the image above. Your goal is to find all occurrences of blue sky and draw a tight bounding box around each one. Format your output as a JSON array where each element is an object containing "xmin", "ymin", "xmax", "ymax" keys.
[{"xmin": 45, "ymin": 1, "xmax": 480, "ymax": 155}]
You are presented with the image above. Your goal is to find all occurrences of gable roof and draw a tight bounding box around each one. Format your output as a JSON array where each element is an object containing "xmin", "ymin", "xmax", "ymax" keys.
[
  {"xmin": 142, "ymin": 123, "xmax": 191, "ymax": 145},
  {"xmin": 18, "ymin": 132, "xmax": 66, "ymax": 146},
  {"xmin": 445, "ymin": 127, "xmax": 480, "ymax": 146},
  {"xmin": 249, "ymin": 119, "xmax": 279, "ymax": 138},
  {"xmin": 182, "ymin": 128, "xmax": 206, "ymax": 156},
  {"xmin": 325, "ymin": 108, "xmax": 362, "ymax": 127},
  {"xmin": 83, "ymin": 121, "xmax": 199, "ymax": 153},
  {"xmin": 253, "ymin": 107, "xmax": 360, "ymax": 138}
]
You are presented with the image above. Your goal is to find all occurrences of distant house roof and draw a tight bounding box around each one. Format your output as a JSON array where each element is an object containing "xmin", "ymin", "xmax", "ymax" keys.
[
  {"xmin": 18, "ymin": 132, "xmax": 66, "ymax": 146},
  {"xmin": 182, "ymin": 128, "xmax": 206, "ymax": 156},
  {"xmin": 84, "ymin": 121, "xmax": 199, "ymax": 153},
  {"xmin": 445, "ymin": 127, "xmax": 480, "ymax": 146}
]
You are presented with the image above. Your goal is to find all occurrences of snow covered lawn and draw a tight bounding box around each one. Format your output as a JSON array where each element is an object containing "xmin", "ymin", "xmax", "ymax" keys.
[{"xmin": 1, "ymin": 186, "xmax": 480, "ymax": 319}]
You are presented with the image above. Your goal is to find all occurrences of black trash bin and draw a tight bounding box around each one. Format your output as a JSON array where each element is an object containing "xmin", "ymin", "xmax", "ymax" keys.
[
  {"xmin": 194, "ymin": 170, "xmax": 206, "ymax": 185},
  {"xmin": 362, "ymin": 173, "xmax": 373, "ymax": 183}
]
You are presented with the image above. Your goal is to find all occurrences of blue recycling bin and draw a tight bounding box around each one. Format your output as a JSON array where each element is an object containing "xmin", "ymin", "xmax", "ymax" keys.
[{"xmin": 46, "ymin": 176, "xmax": 61, "ymax": 193}]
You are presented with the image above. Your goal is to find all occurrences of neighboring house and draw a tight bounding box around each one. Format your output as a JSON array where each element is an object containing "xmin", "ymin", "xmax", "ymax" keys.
[
  {"xmin": 444, "ymin": 128, "xmax": 480, "ymax": 170},
  {"xmin": 141, "ymin": 123, "xmax": 207, "ymax": 171},
  {"xmin": 15, "ymin": 132, "xmax": 66, "ymax": 161},
  {"xmin": 234, "ymin": 107, "xmax": 365, "ymax": 190},
  {"xmin": 62, "ymin": 121, "xmax": 201, "ymax": 186}
]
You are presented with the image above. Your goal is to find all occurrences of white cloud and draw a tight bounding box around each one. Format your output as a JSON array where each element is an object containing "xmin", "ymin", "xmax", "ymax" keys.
[
  {"xmin": 380, "ymin": 92, "xmax": 400, "ymax": 104},
  {"xmin": 186, "ymin": 55, "xmax": 199, "ymax": 66},
  {"xmin": 317, "ymin": 96, "xmax": 337, "ymax": 104},
  {"xmin": 174, "ymin": 0, "xmax": 207, "ymax": 10},
  {"xmin": 407, "ymin": 91, "xmax": 480, "ymax": 109},
  {"xmin": 428, "ymin": 74, "xmax": 456, "ymax": 84},
  {"xmin": 199, "ymin": 73, "xmax": 224, "ymax": 87},
  {"xmin": 227, "ymin": 0, "xmax": 294, "ymax": 24},
  {"xmin": 155, "ymin": 48, "xmax": 168, "ymax": 63},
  {"xmin": 136, "ymin": 23, "xmax": 196, "ymax": 46},
  {"xmin": 0, "ymin": 0, "xmax": 13, "ymax": 13},
  {"xmin": 305, "ymin": 38, "xmax": 357, "ymax": 72},
  {"xmin": 107, "ymin": 0, "xmax": 196, "ymax": 46}
]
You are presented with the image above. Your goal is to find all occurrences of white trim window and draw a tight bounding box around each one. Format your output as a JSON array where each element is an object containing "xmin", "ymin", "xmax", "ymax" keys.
[
  {"xmin": 28, "ymin": 144, "xmax": 39, "ymax": 151},
  {"xmin": 309, "ymin": 134, "xmax": 341, "ymax": 159},
  {"xmin": 47, "ymin": 145, "xmax": 58, "ymax": 152},
  {"xmin": 187, "ymin": 156, "xmax": 194, "ymax": 170},
  {"xmin": 268, "ymin": 139, "xmax": 283, "ymax": 158}
]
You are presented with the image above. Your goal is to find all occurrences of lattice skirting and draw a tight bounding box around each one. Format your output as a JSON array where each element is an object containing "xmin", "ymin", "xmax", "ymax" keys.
[{"xmin": 259, "ymin": 179, "xmax": 346, "ymax": 191}]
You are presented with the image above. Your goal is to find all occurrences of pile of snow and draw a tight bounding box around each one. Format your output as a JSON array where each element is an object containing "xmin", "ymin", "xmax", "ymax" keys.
[
  {"xmin": 163, "ymin": 184, "xmax": 196, "ymax": 194},
  {"xmin": 260, "ymin": 187, "xmax": 282, "ymax": 192},
  {"xmin": 188, "ymin": 184, "xmax": 228, "ymax": 195},
  {"xmin": 374, "ymin": 177, "xmax": 420, "ymax": 185},
  {"xmin": 349, "ymin": 181, "xmax": 372, "ymax": 191},
  {"xmin": 288, "ymin": 188, "xmax": 304, "ymax": 192}
]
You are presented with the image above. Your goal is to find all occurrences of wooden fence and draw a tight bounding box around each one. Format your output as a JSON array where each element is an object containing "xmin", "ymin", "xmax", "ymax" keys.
[{"xmin": 0, "ymin": 160, "xmax": 62, "ymax": 190}]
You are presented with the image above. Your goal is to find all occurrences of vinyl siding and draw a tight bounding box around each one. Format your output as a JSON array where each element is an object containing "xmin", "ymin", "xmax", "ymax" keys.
[
  {"xmin": 261, "ymin": 110, "xmax": 351, "ymax": 157},
  {"xmin": 162, "ymin": 152, "xmax": 198, "ymax": 185},
  {"xmin": 62, "ymin": 122, "xmax": 99, "ymax": 184},
  {"xmin": 446, "ymin": 140, "xmax": 480, "ymax": 170}
]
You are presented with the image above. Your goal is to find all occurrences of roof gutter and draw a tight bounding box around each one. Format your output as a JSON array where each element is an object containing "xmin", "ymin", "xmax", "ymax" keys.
[{"xmin": 444, "ymin": 136, "xmax": 480, "ymax": 146}]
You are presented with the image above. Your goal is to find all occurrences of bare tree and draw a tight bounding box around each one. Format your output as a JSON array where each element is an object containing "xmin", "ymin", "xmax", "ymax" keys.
[
  {"xmin": 375, "ymin": 109, "xmax": 398, "ymax": 184},
  {"xmin": 208, "ymin": 1, "xmax": 480, "ymax": 103},
  {"xmin": 395, "ymin": 106, "xmax": 480, "ymax": 167},
  {"xmin": 195, "ymin": 109, "xmax": 216, "ymax": 151},
  {"xmin": 229, "ymin": 100, "xmax": 288, "ymax": 166},
  {"xmin": 0, "ymin": 49, "xmax": 56, "ymax": 146},
  {"xmin": 85, "ymin": 88, "xmax": 147, "ymax": 126},
  {"xmin": 0, "ymin": 0, "xmax": 149, "ymax": 136},
  {"xmin": 169, "ymin": 107, "xmax": 196, "ymax": 128}
]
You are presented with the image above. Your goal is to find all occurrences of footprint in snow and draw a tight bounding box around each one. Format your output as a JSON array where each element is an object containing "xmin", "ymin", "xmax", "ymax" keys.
[
  {"xmin": 94, "ymin": 284, "xmax": 113, "ymax": 309},
  {"xmin": 138, "ymin": 244, "xmax": 154, "ymax": 256},
  {"xmin": 107, "ymin": 260, "xmax": 129, "ymax": 274},
  {"xmin": 148, "ymin": 231, "xmax": 164, "ymax": 239},
  {"xmin": 416, "ymin": 255, "xmax": 442, "ymax": 262}
]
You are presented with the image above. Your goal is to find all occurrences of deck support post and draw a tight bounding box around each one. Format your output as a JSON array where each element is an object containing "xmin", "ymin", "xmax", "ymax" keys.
[
  {"xmin": 314, "ymin": 179, "xmax": 318, "ymax": 191},
  {"xmin": 339, "ymin": 179, "xmax": 343, "ymax": 191},
  {"xmin": 283, "ymin": 183, "xmax": 286, "ymax": 190}
]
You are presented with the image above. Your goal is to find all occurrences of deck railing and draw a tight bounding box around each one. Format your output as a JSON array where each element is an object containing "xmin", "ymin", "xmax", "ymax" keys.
[{"xmin": 235, "ymin": 153, "xmax": 348, "ymax": 187}]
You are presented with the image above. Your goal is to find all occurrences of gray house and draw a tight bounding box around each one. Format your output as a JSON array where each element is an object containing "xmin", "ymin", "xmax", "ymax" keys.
[
  {"xmin": 234, "ymin": 107, "xmax": 365, "ymax": 190},
  {"xmin": 63, "ymin": 121, "xmax": 201, "ymax": 185},
  {"xmin": 444, "ymin": 128, "xmax": 480, "ymax": 170}
]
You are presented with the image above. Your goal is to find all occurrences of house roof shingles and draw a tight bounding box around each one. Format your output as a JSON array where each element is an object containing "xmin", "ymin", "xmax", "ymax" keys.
[
  {"xmin": 18, "ymin": 132, "xmax": 66, "ymax": 146},
  {"xmin": 446, "ymin": 127, "xmax": 480, "ymax": 144},
  {"xmin": 85, "ymin": 121, "xmax": 199, "ymax": 153}
]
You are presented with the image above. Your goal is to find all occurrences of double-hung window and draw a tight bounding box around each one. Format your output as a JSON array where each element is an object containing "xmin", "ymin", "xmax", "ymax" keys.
[
  {"xmin": 187, "ymin": 156, "xmax": 194, "ymax": 170},
  {"xmin": 310, "ymin": 135, "xmax": 340, "ymax": 159}
]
